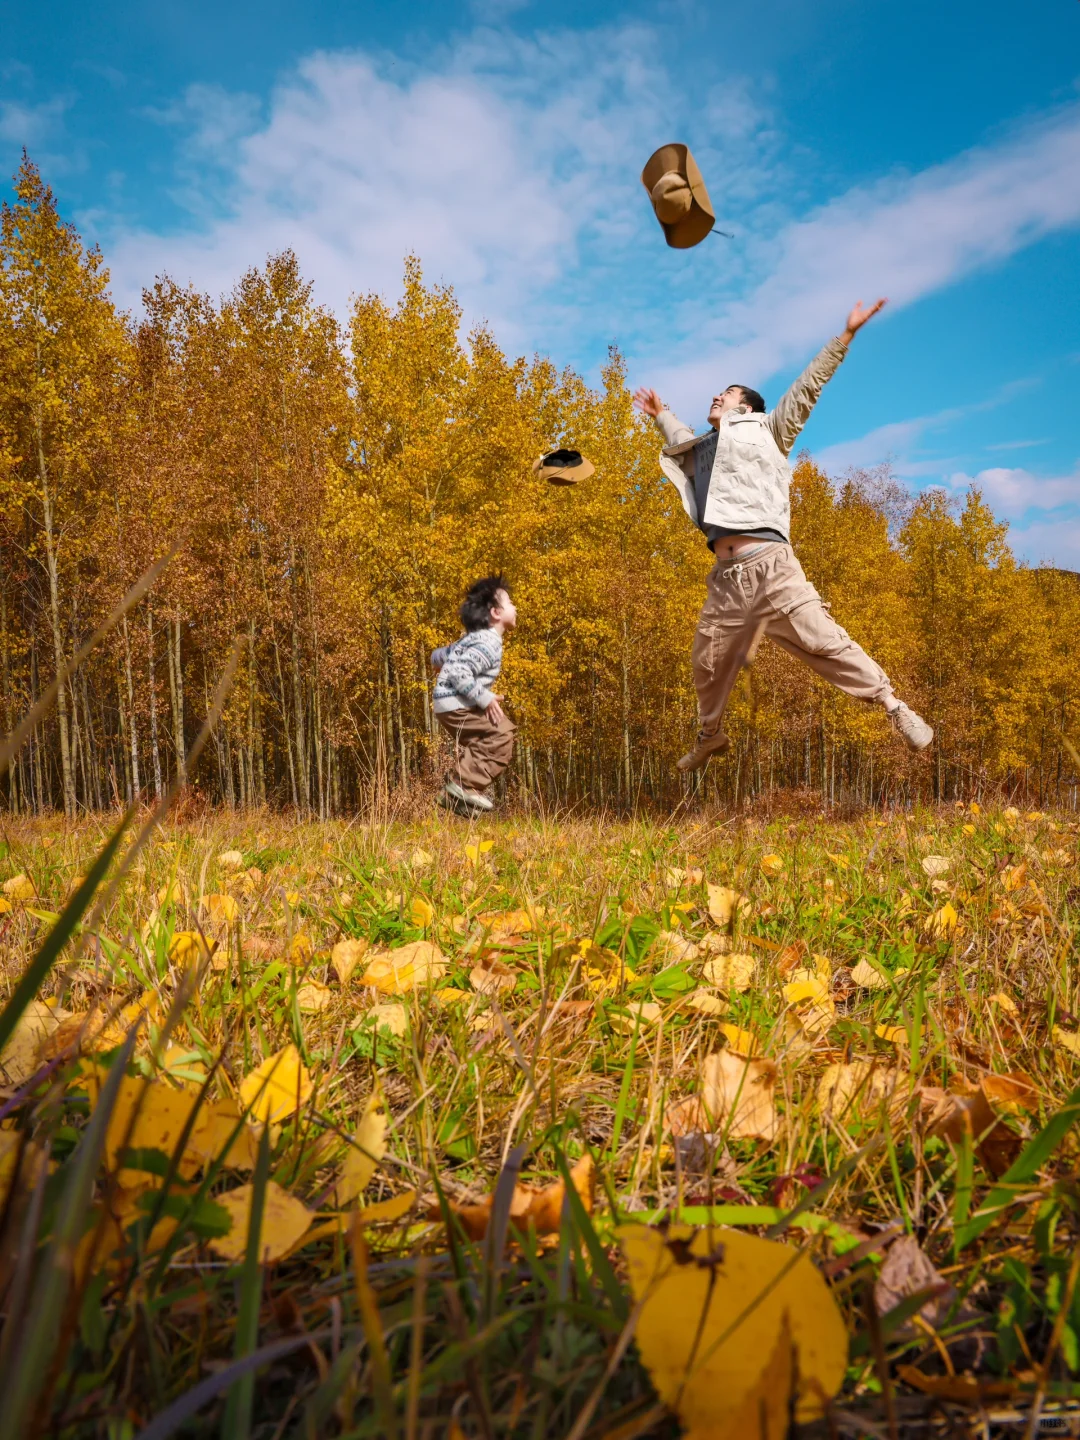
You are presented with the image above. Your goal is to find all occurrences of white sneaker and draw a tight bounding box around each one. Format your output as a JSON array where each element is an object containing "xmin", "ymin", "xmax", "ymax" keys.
[
  {"xmin": 444, "ymin": 780, "xmax": 494, "ymax": 812},
  {"xmin": 888, "ymin": 702, "xmax": 933, "ymax": 752}
]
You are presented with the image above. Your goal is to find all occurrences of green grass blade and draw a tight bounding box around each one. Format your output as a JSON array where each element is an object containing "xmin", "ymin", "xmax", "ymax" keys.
[
  {"xmin": 221, "ymin": 1121, "xmax": 272, "ymax": 1440},
  {"xmin": 554, "ymin": 1147, "xmax": 628, "ymax": 1322},
  {"xmin": 0, "ymin": 813, "xmax": 132, "ymax": 1054},
  {"xmin": 0, "ymin": 1027, "xmax": 138, "ymax": 1433},
  {"xmin": 955, "ymin": 1081, "xmax": 1080, "ymax": 1250}
]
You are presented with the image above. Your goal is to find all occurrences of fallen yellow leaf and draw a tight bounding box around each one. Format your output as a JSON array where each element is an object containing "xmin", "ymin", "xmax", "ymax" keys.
[
  {"xmin": 470, "ymin": 956, "xmax": 516, "ymax": 995},
  {"xmin": 2, "ymin": 874, "xmax": 36, "ymax": 904},
  {"xmin": 924, "ymin": 902, "xmax": 959, "ymax": 939},
  {"xmin": 719, "ymin": 1023, "xmax": 761, "ymax": 1057},
  {"xmin": 921, "ymin": 855, "xmax": 951, "ymax": 877},
  {"xmin": 702, "ymin": 1047, "xmax": 778, "ymax": 1140},
  {"xmin": 330, "ymin": 937, "xmax": 368, "ymax": 983},
  {"xmin": 650, "ymin": 930, "xmax": 701, "ymax": 965},
  {"xmin": 817, "ymin": 1060, "xmax": 904, "ymax": 1124},
  {"xmin": 296, "ymin": 981, "xmax": 333, "ymax": 1013},
  {"xmin": 1053, "ymin": 1026, "xmax": 1080, "ymax": 1056},
  {"xmin": 286, "ymin": 932, "xmax": 314, "ymax": 965},
  {"xmin": 334, "ymin": 1094, "xmax": 388, "ymax": 1205},
  {"xmin": 408, "ymin": 895, "xmax": 434, "ymax": 928},
  {"xmin": 168, "ymin": 932, "xmax": 209, "ymax": 972},
  {"xmin": 210, "ymin": 1180, "xmax": 312, "ymax": 1263},
  {"xmin": 702, "ymin": 952, "xmax": 755, "ymax": 993},
  {"xmin": 239, "ymin": 1044, "xmax": 314, "ymax": 1125},
  {"xmin": 760, "ymin": 853, "xmax": 784, "ymax": 877},
  {"xmin": 684, "ymin": 988, "xmax": 725, "ymax": 1016},
  {"xmin": 849, "ymin": 959, "xmax": 888, "ymax": 990},
  {"xmin": 610, "ymin": 1001, "xmax": 663, "ymax": 1035},
  {"xmin": 202, "ymin": 893, "xmax": 239, "ymax": 927},
  {"xmin": 465, "ymin": 840, "xmax": 494, "ymax": 865},
  {"xmin": 876, "ymin": 1023, "xmax": 908, "ymax": 1046},
  {"xmin": 988, "ymin": 991, "xmax": 1018, "ymax": 1015},
  {"xmin": 217, "ymin": 850, "xmax": 244, "ymax": 869},
  {"xmin": 618, "ymin": 1224, "xmax": 847, "ymax": 1429},
  {"xmin": 782, "ymin": 974, "xmax": 830, "ymax": 1006},
  {"xmin": 362, "ymin": 941, "xmax": 448, "ymax": 994},
  {"xmin": 0, "ymin": 998, "xmax": 63, "ymax": 1084},
  {"xmin": 706, "ymin": 884, "xmax": 750, "ymax": 927},
  {"xmin": 365, "ymin": 1002, "xmax": 408, "ymax": 1037}
]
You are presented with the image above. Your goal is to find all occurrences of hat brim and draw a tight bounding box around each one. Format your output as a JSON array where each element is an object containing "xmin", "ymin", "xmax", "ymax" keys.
[
  {"xmin": 642, "ymin": 142, "xmax": 716, "ymax": 249},
  {"xmin": 535, "ymin": 457, "xmax": 595, "ymax": 486}
]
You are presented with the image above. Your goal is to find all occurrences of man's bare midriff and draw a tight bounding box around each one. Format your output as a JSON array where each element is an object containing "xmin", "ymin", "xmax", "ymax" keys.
[{"xmin": 711, "ymin": 535, "xmax": 779, "ymax": 557}]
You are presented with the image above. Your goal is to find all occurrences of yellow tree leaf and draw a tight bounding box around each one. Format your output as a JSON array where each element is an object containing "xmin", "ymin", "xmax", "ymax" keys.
[
  {"xmin": 702, "ymin": 1048, "xmax": 778, "ymax": 1140},
  {"xmin": 1053, "ymin": 1026, "xmax": 1080, "ymax": 1056},
  {"xmin": 239, "ymin": 1043, "xmax": 313, "ymax": 1125},
  {"xmin": 296, "ymin": 981, "xmax": 333, "ymax": 1012},
  {"xmin": 330, "ymin": 937, "xmax": 368, "ymax": 983},
  {"xmin": 719, "ymin": 1023, "xmax": 761, "ymax": 1057},
  {"xmin": 760, "ymin": 853, "xmax": 784, "ymax": 878},
  {"xmin": 362, "ymin": 941, "xmax": 448, "ymax": 994},
  {"xmin": 465, "ymin": 841, "xmax": 494, "ymax": 866},
  {"xmin": 185, "ymin": 1098, "xmax": 260, "ymax": 1171},
  {"xmin": 410, "ymin": 848, "xmax": 434, "ymax": 867},
  {"xmin": 286, "ymin": 932, "xmax": 314, "ymax": 965},
  {"xmin": 817, "ymin": 1060, "xmax": 904, "ymax": 1124},
  {"xmin": 0, "ymin": 998, "xmax": 62, "ymax": 1083},
  {"xmin": 684, "ymin": 988, "xmax": 725, "ymax": 1016},
  {"xmin": 408, "ymin": 895, "xmax": 434, "ymax": 928},
  {"xmin": 168, "ymin": 931, "xmax": 210, "ymax": 970},
  {"xmin": 469, "ymin": 956, "xmax": 516, "ymax": 995},
  {"xmin": 364, "ymin": 1002, "xmax": 408, "ymax": 1037},
  {"xmin": 334, "ymin": 1094, "xmax": 388, "ymax": 1205},
  {"xmin": 98, "ymin": 1076, "xmax": 199, "ymax": 1174},
  {"xmin": 202, "ymin": 892, "xmax": 239, "ymax": 927},
  {"xmin": 649, "ymin": 930, "xmax": 701, "ymax": 965},
  {"xmin": 2, "ymin": 874, "xmax": 36, "ymax": 904},
  {"xmin": 782, "ymin": 975, "xmax": 830, "ymax": 1006},
  {"xmin": 217, "ymin": 850, "xmax": 244, "ymax": 868},
  {"xmin": 618, "ymin": 1225, "xmax": 847, "ymax": 1429},
  {"xmin": 610, "ymin": 1001, "xmax": 662, "ymax": 1035},
  {"xmin": 210, "ymin": 1180, "xmax": 312, "ymax": 1263},
  {"xmin": 706, "ymin": 884, "xmax": 749, "ymax": 927},
  {"xmin": 925, "ymin": 902, "xmax": 959, "ymax": 938},
  {"xmin": 849, "ymin": 959, "xmax": 888, "ymax": 990},
  {"xmin": 702, "ymin": 953, "xmax": 755, "ymax": 993}
]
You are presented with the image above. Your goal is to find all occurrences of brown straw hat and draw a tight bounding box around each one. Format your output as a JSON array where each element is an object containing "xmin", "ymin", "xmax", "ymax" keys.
[
  {"xmin": 641, "ymin": 143, "xmax": 715, "ymax": 249},
  {"xmin": 532, "ymin": 448, "xmax": 595, "ymax": 486}
]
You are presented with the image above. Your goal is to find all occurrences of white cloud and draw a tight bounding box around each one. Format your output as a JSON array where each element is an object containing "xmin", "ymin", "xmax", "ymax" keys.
[
  {"xmin": 1008, "ymin": 515, "xmax": 1080, "ymax": 571},
  {"xmin": 653, "ymin": 100, "xmax": 1080, "ymax": 404},
  {"xmin": 944, "ymin": 463, "xmax": 1080, "ymax": 519},
  {"xmin": 102, "ymin": 28, "xmax": 774, "ymax": 348}
]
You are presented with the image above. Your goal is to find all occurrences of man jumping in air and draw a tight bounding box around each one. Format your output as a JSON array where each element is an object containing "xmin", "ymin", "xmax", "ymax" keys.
[{"xmin": 634, "ymin": 299, "xmax": 933, "ymax": 772}]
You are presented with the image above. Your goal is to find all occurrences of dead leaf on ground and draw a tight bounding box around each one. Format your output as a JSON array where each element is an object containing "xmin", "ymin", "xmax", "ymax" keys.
[
  {"xmin": 210, "ymin": 1180, "xmax": 312, "ymax": 1263},
  {"xmin": 296, "ymin": 981, "xmax": 333, "ymax": 1013},
  {"xmin": 334, "ymin": 1094, "xmax": 388, "ymax": 1206},
  {"xmin": 0, "ymin": 999, "xmax": 64, "ymax": 1083},
  {"xmin": 650, "ymin": 930, "xmax": 701, "ymax": 965},
  {"xmin": 470, "ymin": 955, "xmax": 517, "ymax": 996},
  {"xmin": 706, "ymin": 884, "xmax": 750, "ymax": 927},
  {"xmin": 919, "ymin": 1085, "xmax": 1021, "ymax": 1178},
  {"xmin": 428, "ymin": 1153, "xmax": 594, "ymax": 1242},
  {"xmin": 362, "ymin": 941, "xmax": 448, "ymax": 994},
  {"xmin": 817, "ymin": 1060, "xmax": 905, "ymax": 1125},
  {"xmin": 849, "ymin": 959, "xmax": 888, "ymax": 990},
  {"xmin": 874, "ymin": 1234, "xmax": 956, "ymax": 1333},
  {"xmin": 702, "ymin": 1048, "xmax": 779, "ymax": 1141},
  {"xmin": 702, "ymin": 952, "xmax": 754, "ymax": 992},
  {"xmin": 618, "ymin": 1224, "xmax": 847, "ymax": 1429},
  {"xmin": 329, "ymin": 937, "xmax": 368, "ymax": 983},
  {"xmin": 238, "ymin": 1043, "xmax": 313, "ymax": 1126}
]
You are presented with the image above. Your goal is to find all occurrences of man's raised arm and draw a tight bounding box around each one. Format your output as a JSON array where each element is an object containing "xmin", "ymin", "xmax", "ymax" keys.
[{"xmin": 767, "ymin": 298, "xmax": 887, "ymax": 457}]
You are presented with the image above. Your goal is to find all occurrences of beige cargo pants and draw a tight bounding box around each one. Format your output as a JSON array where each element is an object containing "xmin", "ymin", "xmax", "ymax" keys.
[
  {"xmin": 437, "ymin": 708, "xmax": 517, "ymax": 793},
  {"xmin": 693, "ymin": 544, "xmax": 894, "ymax": 737}
]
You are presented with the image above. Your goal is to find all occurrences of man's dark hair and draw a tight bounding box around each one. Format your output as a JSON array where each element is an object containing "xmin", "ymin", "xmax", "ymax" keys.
[
  {"xmin": 460, "ymin": 574, "xmax": 508, "ymax": 632},
  {"xmin": 735, "ymin": 386, "xmax": 766, "ymax": 413}
]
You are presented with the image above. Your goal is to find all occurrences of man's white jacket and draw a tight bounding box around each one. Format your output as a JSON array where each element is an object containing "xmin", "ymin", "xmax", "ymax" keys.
[{"xmin": 654, "ymin": 335, "xmax": 849, "ymax": 539}]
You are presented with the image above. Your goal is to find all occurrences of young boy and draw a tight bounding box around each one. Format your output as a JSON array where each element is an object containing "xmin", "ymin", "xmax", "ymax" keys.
[{"xmin": 431, "ymin": 576, "xmax": 518, "ymax": 814}]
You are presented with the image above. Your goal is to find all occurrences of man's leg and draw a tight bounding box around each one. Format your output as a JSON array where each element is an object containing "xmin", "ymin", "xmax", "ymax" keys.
[
  {"xmin": 763, "ymin": 549, "xmax": 933, "ymax": 749},
  {"xmin": 681, "ymin": 558, "xmax": 768, "ymax": 770}
]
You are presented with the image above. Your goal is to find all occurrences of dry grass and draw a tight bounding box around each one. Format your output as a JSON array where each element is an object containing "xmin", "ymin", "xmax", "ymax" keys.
[{"xmin": 0, "ymin": 801, "xmax": 1078, "ymax": 1437}]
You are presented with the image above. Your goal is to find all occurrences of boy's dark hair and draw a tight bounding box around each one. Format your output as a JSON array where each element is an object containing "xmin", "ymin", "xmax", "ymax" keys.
[
  {"xmin": 460, "ymin": 574, "xmax": 508, "ymax": 632},
  {"xmin": 735, "ymin": 386, "xmax": 766, "ymax": 413}
]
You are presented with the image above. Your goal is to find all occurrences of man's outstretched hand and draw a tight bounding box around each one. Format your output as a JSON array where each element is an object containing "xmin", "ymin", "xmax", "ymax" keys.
[
  {"xmin": 633, "ymin": 387, "xmax": 663, "ymax": 419},
  {"xmin": 842, "ymin": 298, "xmax": 888, "ymax": 342}
]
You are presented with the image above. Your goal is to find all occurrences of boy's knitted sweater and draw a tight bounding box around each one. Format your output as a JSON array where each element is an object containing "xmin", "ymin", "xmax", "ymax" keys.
[{"xmin": 431, "ymin": 628, "xmax": 503, "ymax": 713}]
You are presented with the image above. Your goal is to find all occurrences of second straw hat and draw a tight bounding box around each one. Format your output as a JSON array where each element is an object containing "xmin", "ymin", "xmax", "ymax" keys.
[
  {"xmin": 532, "ymin": 448, "xmax": 595, "ymax": 486},
  {"xmin": 641, "ymin": 143, "xmax": 715, "ymax": 249}
]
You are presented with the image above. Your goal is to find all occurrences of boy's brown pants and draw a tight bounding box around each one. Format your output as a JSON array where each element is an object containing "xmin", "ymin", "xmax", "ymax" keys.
[
  {"xmin": 437, "ymin": 708, "xmax": 516, "ymax": 793},
  {"xmin": 694, "ymin": 544, "xmax": 894, "ymax": 737}
]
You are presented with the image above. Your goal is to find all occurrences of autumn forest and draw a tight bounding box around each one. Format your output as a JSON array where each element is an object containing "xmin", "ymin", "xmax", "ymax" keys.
[{"xmin": 2, "ymin": 158, "xmax": 1079, "ymax": 817}]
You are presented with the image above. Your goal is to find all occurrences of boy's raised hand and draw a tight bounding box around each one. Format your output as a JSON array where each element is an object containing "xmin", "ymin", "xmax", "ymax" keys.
[{"xmin": 486, "ymin": 695, "xmax": 505, "ymax": 727}]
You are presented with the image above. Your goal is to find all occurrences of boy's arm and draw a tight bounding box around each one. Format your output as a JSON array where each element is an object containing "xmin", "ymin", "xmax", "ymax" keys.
[
  {"xmin": 767, "ymin": 299, "xmax": 887, "ymax": 456},
  {"xmin": 430, "ymin": 645, "xmax": 449, "ymax": 670}
]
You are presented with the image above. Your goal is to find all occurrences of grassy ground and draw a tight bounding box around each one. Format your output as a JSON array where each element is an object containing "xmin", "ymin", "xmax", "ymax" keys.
[{"xmin": 0, "ymin": 801, "xmax": 1078, "ymax": 1437}]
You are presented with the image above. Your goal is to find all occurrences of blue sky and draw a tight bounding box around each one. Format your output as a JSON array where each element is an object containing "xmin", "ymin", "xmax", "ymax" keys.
[{"xmin": 3, "ymin": 0, "xmax": 1079, "ymax": 565}]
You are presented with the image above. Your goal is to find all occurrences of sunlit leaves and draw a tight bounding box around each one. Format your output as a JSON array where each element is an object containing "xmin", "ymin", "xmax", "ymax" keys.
[{"xmin": 238, "ymin": 1044, "xmax": 313, "ymax": 1125}]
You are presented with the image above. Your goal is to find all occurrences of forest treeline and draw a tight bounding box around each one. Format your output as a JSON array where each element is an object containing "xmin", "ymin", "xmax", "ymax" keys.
[{"xmin": 1, "ymin": 158, "xmax": 1078, "ymax": 816}]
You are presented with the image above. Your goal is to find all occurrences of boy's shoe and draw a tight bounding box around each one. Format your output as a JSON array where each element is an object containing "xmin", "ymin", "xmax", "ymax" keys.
[
  {"xmin": 677, "ymin": 730, "xmax": 730, "ymax": 773},
  {"xmin": 888, "ymin": 702, "xmax": 933, "ymax": 752},
  {"xmin": 437, "ymin": 789, "xmax": 474, "ymax": 817},
  {"xmin": 444, "ymin": 780, "xmax": 494, "ymax": 812}
]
